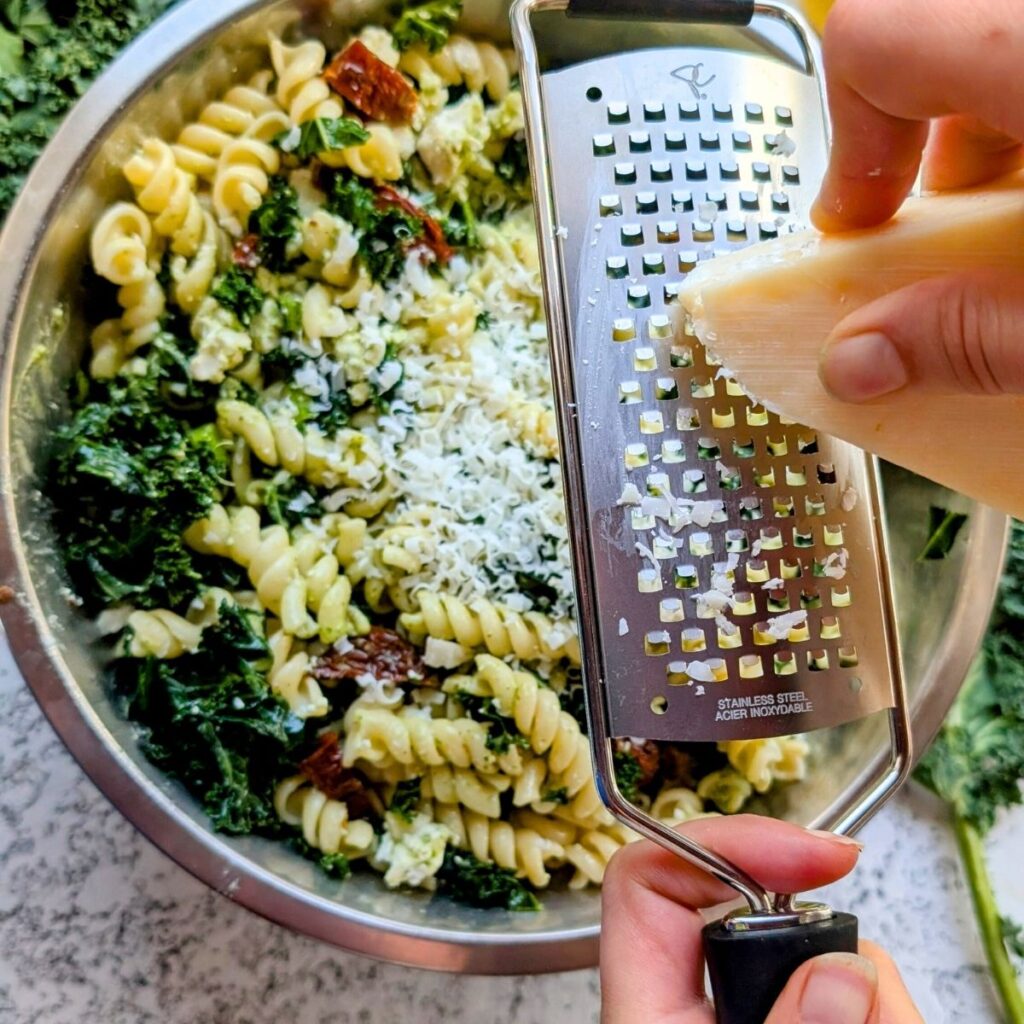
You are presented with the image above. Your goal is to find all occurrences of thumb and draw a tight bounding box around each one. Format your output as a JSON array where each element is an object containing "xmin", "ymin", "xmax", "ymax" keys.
[
  {"xmin": 819, "ymin": 271, "xmax": 1024, "ymax": 401},
  {"xmin": 762, "ymin": 952, "xmax": 879, "ymax": 1024}
]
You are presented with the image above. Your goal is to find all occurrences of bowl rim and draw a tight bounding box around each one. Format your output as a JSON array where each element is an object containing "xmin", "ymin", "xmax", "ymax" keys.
[{"xmin": 0, "ymin": 0, "xmax": 1009, "ymax": 976}]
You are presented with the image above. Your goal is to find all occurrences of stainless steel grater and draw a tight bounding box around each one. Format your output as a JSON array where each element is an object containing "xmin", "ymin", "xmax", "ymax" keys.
[{"xmin": 512, "ymin": 2, "xmax": 912, "ymax": 1020}]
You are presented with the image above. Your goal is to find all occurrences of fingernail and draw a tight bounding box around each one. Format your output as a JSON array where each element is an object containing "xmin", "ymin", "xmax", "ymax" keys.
[
  {"xmin": 800, "ymin": 953, "xmax": 878, "ymax": 1024},
  {"xmin": 808, "ymin": 828, "xmax": 864, "ymax": 851},
  {"xmin": 820, "ymin": 331, "xmax": 908, "ymax": 402}
]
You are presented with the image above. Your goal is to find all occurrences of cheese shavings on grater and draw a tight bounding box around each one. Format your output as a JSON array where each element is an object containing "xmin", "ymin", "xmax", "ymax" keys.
[{"xmin": 512, "ymin": 5, "xmax": 902, "ymax": 747}]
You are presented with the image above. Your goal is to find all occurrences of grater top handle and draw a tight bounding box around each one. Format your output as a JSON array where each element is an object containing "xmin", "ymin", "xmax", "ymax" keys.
[{"xmin": 567, "ymin": 0, "xmax": 754, "ymax": 23}]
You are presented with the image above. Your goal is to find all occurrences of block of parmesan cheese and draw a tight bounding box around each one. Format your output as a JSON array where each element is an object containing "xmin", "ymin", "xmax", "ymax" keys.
[{"xmin": 678, "ymin": 172, "xmax": 1024, "ymax": 517}]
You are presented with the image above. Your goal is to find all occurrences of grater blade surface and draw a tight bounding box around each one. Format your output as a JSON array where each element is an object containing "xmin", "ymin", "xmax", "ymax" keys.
[{"xmin": 536, "ymin": 44, "xmax": 900, "ymax": 743}]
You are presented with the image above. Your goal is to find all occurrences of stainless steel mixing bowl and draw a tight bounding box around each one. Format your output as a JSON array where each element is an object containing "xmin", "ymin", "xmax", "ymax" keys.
[{"xmin": 0, "ymin": 0, "xmax": 1008, "ymax": 973}]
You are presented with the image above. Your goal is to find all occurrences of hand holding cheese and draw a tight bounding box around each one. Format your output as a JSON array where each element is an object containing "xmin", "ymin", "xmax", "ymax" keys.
[{"xmin": 679, "ymin": 0, "xmax": 1024, "ymax": 518}]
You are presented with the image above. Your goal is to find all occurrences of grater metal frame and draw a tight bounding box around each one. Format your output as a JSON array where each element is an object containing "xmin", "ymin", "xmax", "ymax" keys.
[{"xmin": 512, "ymin": 0, "xmax": 912, "ymax": 913}]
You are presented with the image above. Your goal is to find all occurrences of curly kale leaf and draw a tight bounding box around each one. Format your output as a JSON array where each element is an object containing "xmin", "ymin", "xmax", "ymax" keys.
[
  {"xmin": 916, "ymin": 521, "xmax": 1024, "ymax": 833},
  {"xmin": 436, "ymin": 846, "xmax": 540, "ymax": 911},
  {"xmin": 211, "ymin": 266, "xmax": 265, "ymax": 326},
  {"xmin": 249, "ymin": 175, "xmax": 300, "ymax": 272},
  {"xmin": 325, "ymin": 171, "xmax": 424, "ymax": 282},
  {"xmin": 391, "ymin": 0, "xmax": 462, "ymax": 53},
  {"xmin": 495, "ymin": 136, "xmax": 529, "ymax": 187},
  {"xmin": 278, "ymin": 116, "xmax": 369, "ymax": 160},
  {"xmin": 613, "ymin": 749, "xmax": 642, "ymax": 802},
  {"xmin": 290, "ymin": 838, "xmax": 352, "ymax": 879},
  {"xmin": 115, "ymin": 604, "xmax": 308, "ymax": 834},
  {"xmin": 49, "ymin": 336, "xmax": 226, "ymax": 612},
  {"xmin": 456, "ymin": 692, "xmax": 528, "ymax": 756},
  {"xmin": 0, "ymin": 0, "xmax": 179, "ymax": 219},
  {"xmin": 389, "ymin": 778, "xmax": 422, "ymax": 823}
]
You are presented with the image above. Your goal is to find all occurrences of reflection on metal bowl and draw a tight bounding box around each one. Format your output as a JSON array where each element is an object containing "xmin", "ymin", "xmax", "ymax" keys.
[{"xmin": 0, "ymin": 0, "xmax": 1007, "ymax": 973}]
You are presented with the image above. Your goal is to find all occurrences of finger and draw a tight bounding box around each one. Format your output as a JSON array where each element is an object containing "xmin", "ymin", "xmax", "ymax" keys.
[
  {"xmin": 600, "ymin": 817, "xmax": 861, "ymax": 1024},
  {"xmin": 812, "ymin": 0, "xmax": 1024, "ymax": 231},
  {"xmin": 923, "ymin": 116, "xmax": 1024, "ymax": 192},
  {"xmin": 859, "ymin": 940, "xmax": 926, "ymax": 1024},
  {"xmin": 762, "ymin": 952, "xmax": 880, "ymax": 1024},
  {"xmin": 819, "ymin": 271, "xmax": 1024, "ymax": 401}
]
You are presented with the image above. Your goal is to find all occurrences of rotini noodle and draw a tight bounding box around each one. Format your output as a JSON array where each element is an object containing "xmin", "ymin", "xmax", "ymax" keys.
[
  {"xmin": 431, "ymin": 802, "xmax": 566, "ymax": 889},
  {"xmin": 399, "ymin": 593, "xmax": 581, "ymax": 665},
  {"xmin": 172, "ymin": 73, "xmax": 283, "ymax": 179},
  {"xmin": 274, "ymin": 776, "xmax": 377, "ymax": 857}
]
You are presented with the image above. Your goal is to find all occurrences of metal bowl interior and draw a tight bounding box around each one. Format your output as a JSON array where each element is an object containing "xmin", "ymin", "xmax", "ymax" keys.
[{"xmin": 0, "ymin": 0, "xmax": 1008, "ymax": 973}]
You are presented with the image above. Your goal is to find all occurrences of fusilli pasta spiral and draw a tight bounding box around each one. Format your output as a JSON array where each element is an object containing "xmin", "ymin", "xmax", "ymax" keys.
[
  {"xmin": 399, "ymin": 36, "xmax": 515, "ymax": 102},
  {"xmin": 431, "ymin": 802, "xmax": 566, "ymax": 888},
  {"xmin": 184, "ymin": 503, "xmax": 368, "ymax": 643},
  {"xmin": 274, "ymin": 776, "xmax": 377, "ymax": 857},
  {"xmin": 123, "ymin": 139, "xmax": 205, "ymax": 256},
  {"xmin": 173, "ymin": 74, "xmax": 283, "ymax": 179},
  {"xmin": 90, "ymin": 202, "xmax": 155, "ymax": 286},
  {"xmin": 399, "ymin": 594, "xmax": 580, "ymax": 665},
  {"xmin": 215, "ymin": 399, "xmax": 385, "ymax": 492}
]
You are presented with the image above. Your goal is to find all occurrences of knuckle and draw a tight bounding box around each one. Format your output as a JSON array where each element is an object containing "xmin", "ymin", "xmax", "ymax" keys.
[{"xmin": 933, "ymin": 275, "xmax": 1003, "ymax": 395}]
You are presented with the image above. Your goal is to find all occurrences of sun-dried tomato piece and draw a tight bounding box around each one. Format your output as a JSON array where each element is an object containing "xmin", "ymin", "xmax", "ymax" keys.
[
  {"xmin": 613, "ymin": 738, "xmax": 661, "ymax": 788},
  {"xmin": 374, "ymin": 185, "xmax": 454, "ymax": 265},
  {"xmin": 312, "ymin": 627, "xmax": 427, "ymax": 685},
  {"xmin": 659, "ymin": 744, "xmax": 698, "ymax": 789},
  {"xmin": 232, "ymin": 233, "xmax": 262, "ymax": 270},
  {"xmin": 299, "ymin": 733, "xmax": 373, "ymax": 817},
  {"xmin": 324, "ymin": 41, "xmax": 418, "ymax": 124}
]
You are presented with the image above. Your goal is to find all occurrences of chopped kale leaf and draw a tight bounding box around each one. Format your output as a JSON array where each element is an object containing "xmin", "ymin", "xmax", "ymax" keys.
[
  {"xmin": 435, "ymin": 845, "xmax": 540, "ymax": 911},
  {"xmin": 211, "ymin": 267, "xmax": 265, "ymax": 326},
  {"xmin": 391, "ymin": 0, "xmax": 462, "ymax": 53}
]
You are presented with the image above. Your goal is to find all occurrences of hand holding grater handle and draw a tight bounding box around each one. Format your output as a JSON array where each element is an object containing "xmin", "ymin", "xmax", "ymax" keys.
[{"xmin": 703, "ymin": 907, "xmax": 859, "ymax": 1024}]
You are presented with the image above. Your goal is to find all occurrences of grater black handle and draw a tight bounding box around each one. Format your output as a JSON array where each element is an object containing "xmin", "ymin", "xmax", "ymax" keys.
[
  {"xmin": 703, "ymin": 913, "xmax": 859, "ymax": 1024},
  {"xmin": 566, "ymin": 0, "xmax": 754, "ymax": 24}
]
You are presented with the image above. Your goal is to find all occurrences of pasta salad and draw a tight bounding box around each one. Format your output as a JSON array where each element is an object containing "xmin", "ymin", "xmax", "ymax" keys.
[{"xmin": 49, "ymin": 5, "xmax": 809, "ymax": 910}]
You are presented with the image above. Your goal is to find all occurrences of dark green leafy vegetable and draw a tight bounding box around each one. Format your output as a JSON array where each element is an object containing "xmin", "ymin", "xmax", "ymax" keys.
[
  {"xmin": 249, "ymin": 174, "xmax": 300, "ymax": 271},
  {"xmin": 435, "ymin": 846, "xmax": 540, "ymax": 912},
  {"xmin": 263, "ymin": 476, "xmax": 324, "ymax": 529},
  {"xmin": 557, "ymin": 673, "xmax": 587, "ymax": 734},
  {"xmin": 456, "ymin": 692, "xmax": 528, "ymax": 756},
  {"xmin": 0, "ymin": 0, "xmax": 179, "ymax": 219},
  {"xmin": 290, "ymin": 837, "xmax": 352, "ymax": 879},
  {"xmin": 49, "ymin": 336, "xmax": 227, "ymax": 612},
  {"xmin": 390, "ymin": 0, "xmax": 462, "ymax": 53},
  {"xmin": 918, "ymin": 505, "xmax": 969, "ymax": 561},
  {"xmin": 211, "ymin": 266, "xmax": 265, "ymax": 326},
  {"xmin": 389, "ymin": 778, "xmax": 422, "ymax": 823},
  {"xmin": 916, "ymin": 522, "xmax": 1024, "ymax": 1021},
  {"xmin": 613, "ymin": 748, "xmax": 642, "ymax": 802},
  {"xmin": 278, "ymin": 294, "xmax": 304, "ymax": 337},
  {"xmin": 542, "ymin": 787, "xmax": 568, "ymax": 805},
  {"xmin": 475, "ymin": 310, "xmax": 495, "ymax": 332},
  {"xmin": 278, "ymin": 116, "xmax": 370, "ymax": 160},
  {"xmin": 325, "ymin": 171, "xmax": 425, "ymax": 282},
  {"xmin": 495, "ymin": 136, "xmax": 529, "ymax": 187},
  {"xmin": 513, "ymin": 569, "xmax": 560, "ymax": 614},
  {"xmin": 114, "ymin": 604, "xmax": 308, "ymax": 834},
  {"xmin": 443, "ymin": 199, "xmax": 480, "ymax": 250}
]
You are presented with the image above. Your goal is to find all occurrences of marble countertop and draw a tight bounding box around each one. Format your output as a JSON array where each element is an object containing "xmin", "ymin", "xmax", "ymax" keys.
[{"xmin": 1, "ymin": 631, "xmax": 1020, "ymax": 1024}]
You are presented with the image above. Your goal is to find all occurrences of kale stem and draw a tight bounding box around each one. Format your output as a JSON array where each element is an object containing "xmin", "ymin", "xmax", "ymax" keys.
[{"xmin": 953, "ymin": 813, "xmax": 1024, "ymax": 1024}]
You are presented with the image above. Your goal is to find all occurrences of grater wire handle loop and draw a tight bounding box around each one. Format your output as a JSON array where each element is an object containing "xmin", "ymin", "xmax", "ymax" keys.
[{"xmin": 567, "ymin": 0, "xmax": 754, "ymax": 24}]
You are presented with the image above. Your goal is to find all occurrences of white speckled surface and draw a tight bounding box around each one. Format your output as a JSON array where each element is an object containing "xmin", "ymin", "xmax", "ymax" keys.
[{"xmin": 1, "ymin": 630, "xmax": 1020, "ymax": 1023}]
